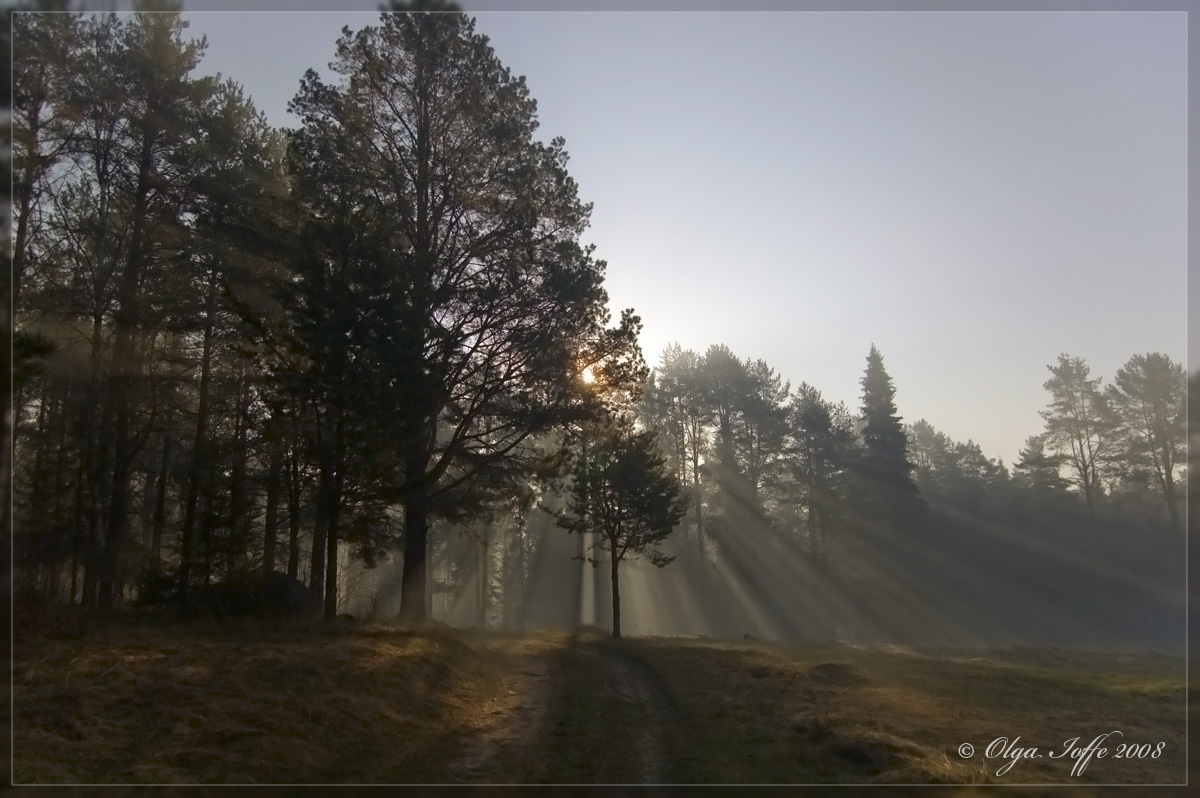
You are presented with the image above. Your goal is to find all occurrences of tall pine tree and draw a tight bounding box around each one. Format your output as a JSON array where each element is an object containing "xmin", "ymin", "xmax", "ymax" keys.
[
  {"xmin": 1040, "ymin": 354, "xmax": 1112, "ymax": 518},
  {"xmin": 285, "ymin": 11, "xmax": 638, "ymax": 623},
  {"xmin": 858, "ymin": 345, "xmax": 923, "ymax": 534}
]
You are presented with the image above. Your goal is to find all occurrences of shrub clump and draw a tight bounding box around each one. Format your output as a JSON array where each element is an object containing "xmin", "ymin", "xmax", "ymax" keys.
[{"xmin": 138, "ymin": 568, "xmax": 311, "ymax": 620}]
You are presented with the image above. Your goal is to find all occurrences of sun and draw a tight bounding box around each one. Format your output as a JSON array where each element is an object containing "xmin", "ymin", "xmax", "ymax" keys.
[{"xmin": 582, "ymin": 366, "xmax": 596, "ymax": 384}]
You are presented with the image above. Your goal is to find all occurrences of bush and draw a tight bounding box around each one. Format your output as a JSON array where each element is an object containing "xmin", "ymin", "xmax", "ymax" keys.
[{"xmin": 137, "ymin": 568, "xmax": 311, "ymax": 620}]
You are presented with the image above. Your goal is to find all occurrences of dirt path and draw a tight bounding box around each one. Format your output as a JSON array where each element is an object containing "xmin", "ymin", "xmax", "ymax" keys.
[
  {"xmin": 443, "ymin": 635, "xmax": 559, "ymax": 783},
  {"xmin": 438, "ymin": 629, "xmax": 688, "ymax": 784},
  {"xmin": 537, "ymin": 629, "xmax": 689, "ymax": 784},
  {"xmin": 600, "ymin": 647, "xmax": 676, "ymax": 782}
]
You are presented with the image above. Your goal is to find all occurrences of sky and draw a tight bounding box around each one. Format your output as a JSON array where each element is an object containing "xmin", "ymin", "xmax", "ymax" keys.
[{"xmin": 170, "ymin": 7, "xmax": 1187, "ymax": 466}]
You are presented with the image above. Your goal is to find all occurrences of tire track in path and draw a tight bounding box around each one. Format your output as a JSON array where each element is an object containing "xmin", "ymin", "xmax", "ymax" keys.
[{"xmin": 538, "ymin": 627, "xmax": 688, "ymax": 784}]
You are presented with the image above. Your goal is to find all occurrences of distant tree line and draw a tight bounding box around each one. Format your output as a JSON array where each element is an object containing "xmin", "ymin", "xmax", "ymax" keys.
[
  {"xmin": 640, "ymin": 343, "xmax": 1182, "ymax": 566},
  {"xmin": 634, "ymin": 342, "xmax": 1184, "ymax": 646}
]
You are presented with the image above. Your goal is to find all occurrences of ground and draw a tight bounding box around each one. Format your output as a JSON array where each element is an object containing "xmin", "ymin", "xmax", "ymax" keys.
[{"xmin": 10, "ymin": 620, "xmax": 1188, "ymax": 785}]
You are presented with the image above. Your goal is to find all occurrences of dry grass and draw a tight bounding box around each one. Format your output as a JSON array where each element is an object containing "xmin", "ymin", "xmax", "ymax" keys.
[
  {"xmin": 627, "ymin": 637, "xmax": 1186, "ymax": 785},
  {"xmin": 13, "ymin": 620, "xmax": 523, "ymax": 784},
  {"xmin": 13, "ymin": 621, "xmax": 1187, "ymax": 785}
]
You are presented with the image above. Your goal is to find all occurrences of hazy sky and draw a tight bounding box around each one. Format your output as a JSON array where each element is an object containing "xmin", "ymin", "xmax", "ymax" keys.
[{"xmin": 174, "ymin": 8, "xmax": 1186, "ymax": 465}]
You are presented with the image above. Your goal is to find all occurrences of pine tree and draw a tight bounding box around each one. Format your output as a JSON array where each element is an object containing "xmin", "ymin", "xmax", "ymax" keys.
[
  {"xmin": 857, "ymin": 344, "xmax": 923, "ymax": 533},
  {"xmin": 284, "ymin": 10, "xmax": 638, "ymax": 623},
  {"xmin": 559, "ymin": 420, "xmax": 687, "ymax": 638},
  {"xmin": 700, "ymin": 344, "xmax": 760, "ymax": 536},
  {"xmin": 1104, "ymin": 353, "xmax": 1185, "ymax": 527},
  {"xmin": 1013, "ymin": 434, "xmax": 1071, "ymax": 517},
  {"xmin": 786, "ymin": 383, "xmax": 857, "ymax": 569},
  {"xmin": 642, "ymin": 344, "xmax": 710, "ymax": 577},
  {"xmin": 739, "ymin": 358, "xmax": 790, "ymax": 501},
  {"xmin": 1039, "ymin": 354, "xmax": 1112, "ymax": 518},
  {"xmin": 906, "ymin": 419, "xmax": 951, "ymax": 502}
]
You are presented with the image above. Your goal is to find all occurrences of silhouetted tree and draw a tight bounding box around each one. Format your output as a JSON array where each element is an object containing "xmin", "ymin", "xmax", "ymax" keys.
[
  {"xmin": 642, "ymin": 344, "xmax": 710, "ymax": 576},
  {"xmin": 907, "ymin": 419, "xmax": 951, "ymax": 502},
  {"xmin": 1104, "ymin": 353, "xmax": 1185, "ymax": 526},
  {"xmin": 739, "ymin": 358, "xmax": 790, "ymax": 502},
  {"xmin": 285, "ymin": 11, "xmax": 636, "ymax": 623},
  {"xmin": 1011, "ymin": 434, "xmax": 1068, "ymax": 503},
  {"xmin": 701, "ymin": 344, "xmax": 766, "ymax": 546},
  {"xmin": 1040, "ymin": 354, "xmax": 1112, "ymax": 518},
  {"xmin": 908, "ymin": 419, "xmax": 1014, "ymax": 517},
  {"xmin": 11, "ymin": 11, "xmax": 288, "ymax": 615},
  {"xmin": 785, "ymin": 383, "xmax": 857, "ymax": 569},
  {"xmin": 857, "ymin": 345, "xmax": 923, "ymax": 533},
  {"xmin": 560, "ymin": 420, "xmax": 687, "ymax": 637}
]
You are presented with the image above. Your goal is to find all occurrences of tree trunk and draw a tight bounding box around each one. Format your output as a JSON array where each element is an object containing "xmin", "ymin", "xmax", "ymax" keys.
[
  {"xmin": 180, "ymin": 265, "xmax": 219, "ymax": 602},
  {"xmin": 263, "ymin": 436, "xmax": 282, "ymax": 576},
  {"xmin": 324, "ymin": 515, "xmax": 338, "ymax": 620},
  {"xmin": 323, "ymin": 467, "xmax": 342, "ymax": 620},
  {"xmin": 397, "ymin": 42, "xmax": 437, "ymax": 627},
  {"xmin": 81, "ymin": 316, "xmax": 107, "ymax": 609},
  {"xmin": 98, "ymin": 402, "xmax": 134, "ymax": 611},
  {"xmin": 97, "ymin": 131, "xmax": 155, "ymax": 612},
  {"xmin": 808, "ymin": 466, "xmax": 819, "ymax": 561},
  {"xmin": 309, "ymin": 462, "xmax": 329, "ymax": 615},
  {"xmin": 227, "ymin": 375, "xmax": 251, "ymax": 575},
  {"xmin": 139, "ymin": 466, "xmax": 156, "ymax": 557},
  {"xmin": 70, "ymin": 453, "xmax": 88, "ymax": 606},
  {"xmin": 1160, "ymin": 448, "xmax": 1180, "ymax": 527},
  {"xmin": 399, "ymin": 472, "xmax": 429, "ymax": 624},
  {"xmin": 1082, "ymin": 461, "xmax": 1096, "ymax": 518},
  {"xmin": 19, "ymin": 395, "xmax": 47, "ymax": 596},
  {"xmin": 287, "ymin": 440, "xmax": 301, "ymax": 580},
  {"xmin": 200, "ymin": 468, "xmax": 217, "ymax": 587},
  {"xmin": 69, "ymin": 549, "xmax": 79, "ymax": 606},
  {"xmin": 151, "ymin": 418, "xmax": 172, "ymax": 568},
  {"xmin": 477, "ymin": 535, "xmax": 486, "ymax": 629},
  {"xmin": 1164, "ymin": 476, "xmax": 1179, "ymax": 527},
  {"xmin": 49, "ymin": 396, "xmax": 72, "ymax": 592},
  {"xmin": 28, "ymin": 391, "xmax": 49, "ymax": 531},
  {"xmin": 610, "ymin": 549, "xmax": 621, "ymax": 638}
]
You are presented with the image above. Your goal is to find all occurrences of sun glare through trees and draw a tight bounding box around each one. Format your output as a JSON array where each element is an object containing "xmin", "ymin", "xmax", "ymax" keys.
[{"xmin": 7, "ymin": 1, "xmax": 1186, "ymax": 787}]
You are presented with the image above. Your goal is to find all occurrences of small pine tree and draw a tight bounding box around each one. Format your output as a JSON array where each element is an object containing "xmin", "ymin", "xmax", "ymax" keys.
[{"xmin": 560, "ymin": 420, "xmax": 687, "ymax": 638}]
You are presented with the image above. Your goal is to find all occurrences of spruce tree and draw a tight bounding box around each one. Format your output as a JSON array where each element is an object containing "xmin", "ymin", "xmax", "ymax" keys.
[{"xmin": 858, "ymin": 344, "xmax": 923, "ymax": 533}]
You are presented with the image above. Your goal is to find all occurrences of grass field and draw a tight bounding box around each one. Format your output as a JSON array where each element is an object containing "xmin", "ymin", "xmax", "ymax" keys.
[
  {"xmin": 12, "ymin": 621, "xmax": 1187, "ymax": 785},
  {"xmin": 627, "ymin": 636, "xmax": 1186, "ymax": 784}
]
